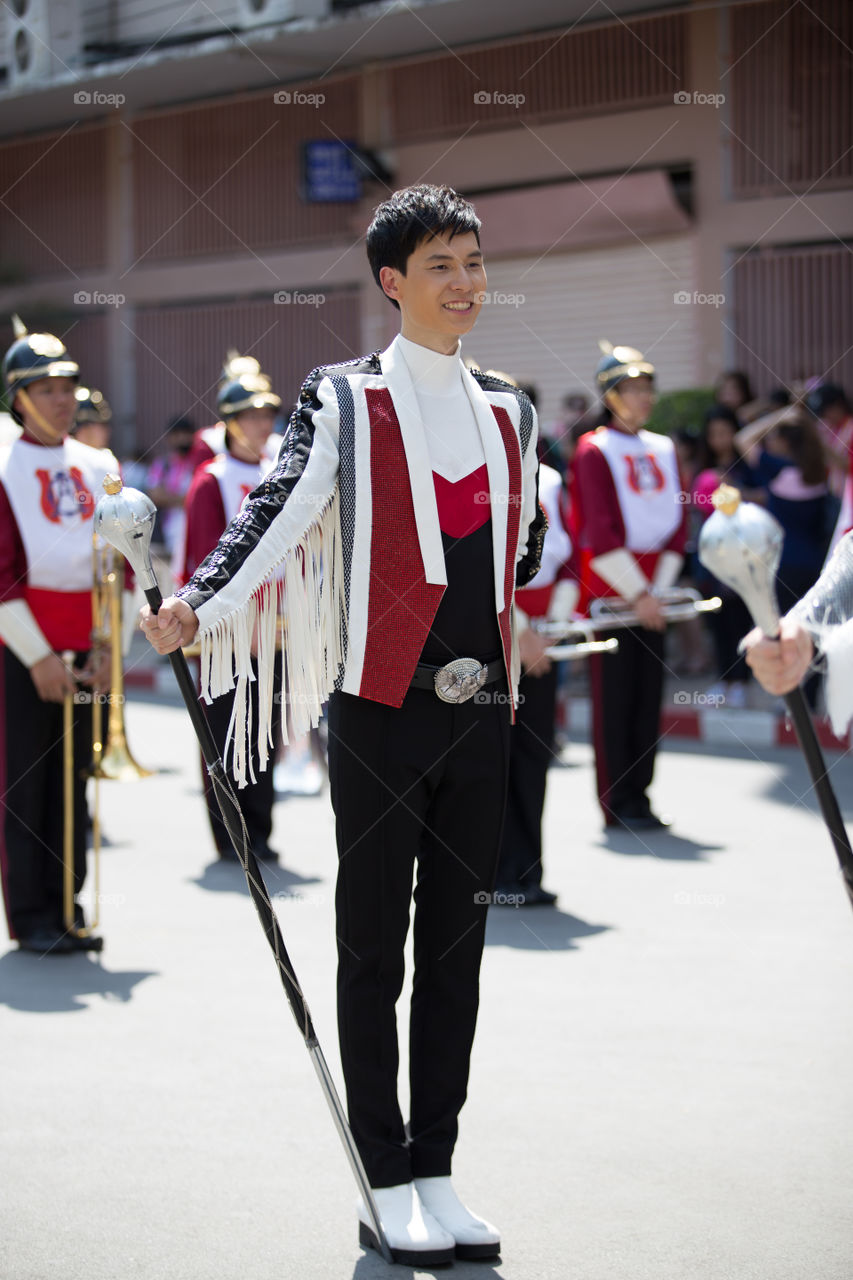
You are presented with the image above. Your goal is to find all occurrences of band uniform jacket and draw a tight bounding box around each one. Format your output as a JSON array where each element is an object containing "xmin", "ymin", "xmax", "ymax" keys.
[{"xmin": 179, "ymin": 336, "xmax": 546, "ymax": 783}]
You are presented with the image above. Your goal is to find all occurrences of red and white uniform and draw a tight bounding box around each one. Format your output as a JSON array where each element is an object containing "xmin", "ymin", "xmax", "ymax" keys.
[
  {"xmin": 187, "ymin": 424, "xmax": 281, "ymax": 476},
  {"xmin": 0, "ymin": 433, "xmax": 119, "ymax": 654},
  {"xmin": 515, "ymin": 462, "xmax": 575, "ymax": 621},
  {"xmin": 571, "ymin": 421, "xmax": 686, "ymax": 826},
  {"xmin": 0, "ymin": 432, "xmax": 121, "ymax": 943},
  {"xmin": 179, "ymin": 450, "xmax": 277, "ymax": 588},
  {"xmin": 571, "ymin": 424, "xmax": 686, "ymax": 609}
]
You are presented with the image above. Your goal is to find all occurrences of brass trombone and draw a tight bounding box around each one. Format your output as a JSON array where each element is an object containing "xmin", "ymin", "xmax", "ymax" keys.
[{"xmin": 92, "ymin": 535, "xmax": 152, "ymax": 780}]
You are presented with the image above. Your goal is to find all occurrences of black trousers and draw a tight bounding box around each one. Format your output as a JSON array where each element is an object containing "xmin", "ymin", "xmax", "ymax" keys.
[
  {"xmin": 1, "ymin": 648, "xmax": 91, "ymax": 939},
  {"xmin": 199, "ymin": 657, "xmax": 281, "ymax": 855},
  {"xmin": 705, "ymin": 593, "xmax": 752, "ymax": 684},
  {"xmin": 327, "ymin": 684, "xmax": 511, "ymax": 1188},
  {"xmin": 588, "ymin": 625, "xmax": 665, "ymax": 824},
  {"xmin": 497, "ymin": 663, "xmax": 559, "ymax": 888}
]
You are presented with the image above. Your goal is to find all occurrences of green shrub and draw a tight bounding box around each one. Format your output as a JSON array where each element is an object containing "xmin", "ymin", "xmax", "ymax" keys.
[{"xmin": 645, "ymin": 387, "xmax": 715, "ymax": 437}]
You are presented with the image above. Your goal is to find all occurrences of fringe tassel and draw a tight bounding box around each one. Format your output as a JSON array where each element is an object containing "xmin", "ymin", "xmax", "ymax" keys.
[{"xmin": 198, "ymin": 487, "xmax": 346, "ymax": 787}]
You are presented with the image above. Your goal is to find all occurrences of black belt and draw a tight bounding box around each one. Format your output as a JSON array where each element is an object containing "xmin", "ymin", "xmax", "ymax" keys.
[{"xmin": 410, "ymin": 657, "xmax": 504, "ymax": 704}]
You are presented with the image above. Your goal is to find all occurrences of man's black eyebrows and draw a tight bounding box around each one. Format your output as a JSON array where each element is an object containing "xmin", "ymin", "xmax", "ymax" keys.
[{"xmin": 424, "ymin": 249, "xmax": 484, "ymax": 261}]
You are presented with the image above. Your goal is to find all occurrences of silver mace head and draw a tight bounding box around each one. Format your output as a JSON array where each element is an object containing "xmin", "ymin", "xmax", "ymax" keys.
[
  {"xmin": 94, "ymin": 474, "xmax": 158, "ymax": 591},
  {"xmin": 697, "ymin": 485, "xmax": 784, "ymax": 637}
]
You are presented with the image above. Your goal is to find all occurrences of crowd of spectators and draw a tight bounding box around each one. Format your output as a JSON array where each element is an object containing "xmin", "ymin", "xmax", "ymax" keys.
[{"xmin": 538, "ymin": 371, "xmax": 852, "ymax": 712}]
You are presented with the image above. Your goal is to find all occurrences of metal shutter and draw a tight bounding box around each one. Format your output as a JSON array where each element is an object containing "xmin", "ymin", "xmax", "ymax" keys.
[{"xmin": 468, "ymin": 235, "xmax": 697, "ymax": 428}]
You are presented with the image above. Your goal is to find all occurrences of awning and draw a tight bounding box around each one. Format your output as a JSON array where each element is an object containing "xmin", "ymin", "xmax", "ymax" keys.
[{"xmin": 475, "ymin": 169, "xmax": 692, "ymax": 257}]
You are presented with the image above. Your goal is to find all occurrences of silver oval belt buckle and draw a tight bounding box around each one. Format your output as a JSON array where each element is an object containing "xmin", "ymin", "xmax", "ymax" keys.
[{"xmin": 433, "ymin": 658, "xmax": 488, "ymax": 704}]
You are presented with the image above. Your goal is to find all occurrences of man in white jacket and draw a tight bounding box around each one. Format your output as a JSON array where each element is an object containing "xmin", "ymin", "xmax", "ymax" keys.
[{"xmin": 142, "ymin": 184, "xmax": 545, "ymax": 1265}]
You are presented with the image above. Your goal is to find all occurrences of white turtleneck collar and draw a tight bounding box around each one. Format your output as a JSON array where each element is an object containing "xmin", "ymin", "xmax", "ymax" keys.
[
  {"xmin": 395, "ymin": 334, "xmax": 484, "ymax": 483},
  {"xmin": 396, "ymin": 334, "xmax": 465, "ymax": 399}
]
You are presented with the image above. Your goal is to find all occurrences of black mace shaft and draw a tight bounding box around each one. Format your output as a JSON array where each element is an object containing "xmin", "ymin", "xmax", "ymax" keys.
[
  {"xmin": 142, "ymin": 584, "xmax": 392, "ymax": 1261},
  {"xmin": 782, "ymin": 686, "xmax": 853, "ymax": 914}
]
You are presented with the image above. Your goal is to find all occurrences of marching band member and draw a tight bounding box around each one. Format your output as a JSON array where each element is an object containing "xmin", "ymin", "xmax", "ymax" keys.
[
  {"xmin": 0, "ymin": 321, "xmax": 118, "ymax": 953},
  {"xmin": 178, "ymin": 357, "xmax": 283, "ymax": 863},
  {"xmin": 186, "ymin": 351, "xmax": 282, "ymax": 473},
  {"xmin": 72, "ymin": 385, "xmax": 113, "ymax": 452},
  {"xmin": 492, "ymin": 402, "xmax": 576, "ymax": 904},
  {"xmin": 141, "ymin": 184, "xmax": 544, "ymax": 1265},
  {"xmin": 571, "ymin": 343, "xmax": 686, "ymax": 831}
]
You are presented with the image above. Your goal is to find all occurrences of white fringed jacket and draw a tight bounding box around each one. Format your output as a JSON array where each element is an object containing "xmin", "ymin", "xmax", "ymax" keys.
[{"xmin": 178, "ymin": 335, "xmax": 545, "ymax": 782}]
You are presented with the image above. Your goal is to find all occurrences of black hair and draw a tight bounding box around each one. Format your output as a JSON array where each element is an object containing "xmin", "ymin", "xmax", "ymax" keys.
[
  {"xmin": 697, "ymin": 403, "xmax": 743, "ymax": 470},
  {"xmin": 715, "ymin": 369, "xmax": 754, "ymax": 407},
  {"xmin": 167, "ymin": 414, "xmax": 195, "ymax": 434},
  {"xmin": 365, "ymin": 184, "xmax": 481, "ymax": 310},
  {"xmin": 673, "ymin": 426, "xmax": 700, "ymax": 460},
  {"xmin": 775, "ymin": 415, "xmax": 827, "ymax": 487}
]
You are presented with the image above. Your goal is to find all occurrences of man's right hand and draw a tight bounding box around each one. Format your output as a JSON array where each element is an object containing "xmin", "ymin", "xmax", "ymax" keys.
[
  {"xmin": 744, "ymin": 618, "xmax": 813, "ymax": 694},
  {"xmin": 140, "ymin": 597, "xmax": 199, "ymax": 654},
  {"xmin": 30, "ymin": 653, "xmax": 77, "ymax": 703}
]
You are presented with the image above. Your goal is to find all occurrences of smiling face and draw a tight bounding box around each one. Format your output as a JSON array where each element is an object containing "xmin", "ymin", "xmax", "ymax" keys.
[
  {"xmin": 15, "ymin": 376, "xmax": 78, "ymax": 442},
  {"xmin": 378, "ymin": 230, "xmax": 486, "ymax": 354}
]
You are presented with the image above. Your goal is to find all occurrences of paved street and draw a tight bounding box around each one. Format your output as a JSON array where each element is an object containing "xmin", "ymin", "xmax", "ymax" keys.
[{"xmin": 1, "ymin": 687, "xmax": 851, "ymax": 1280}]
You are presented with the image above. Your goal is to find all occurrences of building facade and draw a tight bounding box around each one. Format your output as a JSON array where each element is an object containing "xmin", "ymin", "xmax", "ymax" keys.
[{"xmin": 1, "ymin": 0, "xmax": 851, "ymax": 452}]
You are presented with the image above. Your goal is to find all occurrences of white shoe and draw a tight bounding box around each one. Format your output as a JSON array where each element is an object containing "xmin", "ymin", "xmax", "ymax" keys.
[
  {"xmin": 357, "ymin": 1182, "xmax": 456, "ymax": 1266},
  {"xmin": 414, "ymin": 1175, "xmax": 501, "ymax": 1260}
]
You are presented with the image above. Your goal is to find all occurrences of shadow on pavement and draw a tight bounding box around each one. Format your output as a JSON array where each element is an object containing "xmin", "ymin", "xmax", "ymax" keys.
[
  {"xmin": 485, "ymin": 907, "xmax": 610, "ymax": 951},
  {"xmin": 759, "ymin": 758, "xmax": 853, "ymax": 820},
  {"xmin": 0, "ymin": 949, "xmax": 157, "ymax": 1013},
  {"xmin": 190, "ymin": 859, "xmax": 322, "ymax": 896},
  {"xmin": 601, "ymin": 828, "xmax": 723, "ymax": 861}
]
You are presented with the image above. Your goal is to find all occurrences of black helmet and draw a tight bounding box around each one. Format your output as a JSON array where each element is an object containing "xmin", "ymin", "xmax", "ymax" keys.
[
  {"xmin": 595, "ymin": 341, "xmax": 655, "ymax": 397},
  {"xmin": 74, "ymin": 385, "xmax": 112, "ymax": 427},
  {"xmin": 2, "ymin": 315, "xmax": 79, "ymax": 415},
  {"xmin": 216, "ymin": 351, "xmax": 280, "ymax": 419}
]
